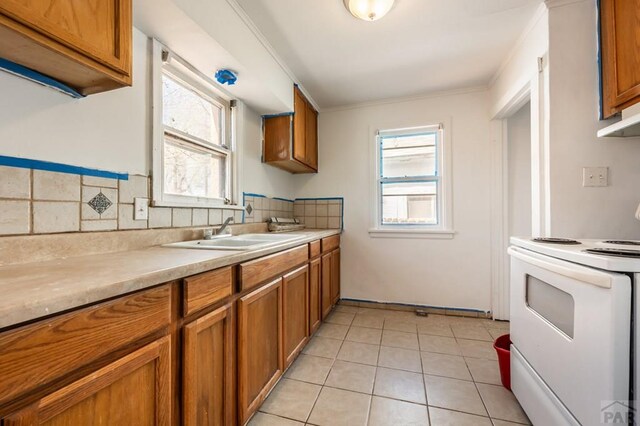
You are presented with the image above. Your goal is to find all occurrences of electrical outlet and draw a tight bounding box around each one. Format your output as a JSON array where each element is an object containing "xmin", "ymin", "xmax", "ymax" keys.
[
  {"xmin": 134, "ymin": 197, "xmax": 149, "ymax": 220},
  {"xmin": 582, "ymin": 167, "xmax": 608, "ymax": 187}
]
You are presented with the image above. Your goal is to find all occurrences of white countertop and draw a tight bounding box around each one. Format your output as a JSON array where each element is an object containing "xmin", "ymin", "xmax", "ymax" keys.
[{"xmin": 0, "ymin": 229, "xmax": 340, "ymax": 330}]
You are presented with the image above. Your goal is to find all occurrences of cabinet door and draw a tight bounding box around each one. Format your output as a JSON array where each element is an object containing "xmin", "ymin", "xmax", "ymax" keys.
[
  {"xmin": 321, "ymin": 253, "xmax": 333, "ymax": 319},
  {"xmin": 237, "ymin": 279, "xmax": 283, "ymax": 424},
  {"xmin": 600, "ymin": 0, "xmax": 640, "ymax": 117},
  {"xmin": 305, "ymin": 104, "xmax": 318, "ymax": 170},
  {"xmin": 293, "ymin": 88, "xmax": 307, "ymax": 165},
  {"xmin": 2, "ymin": 336, "xmax": 171, "ymax": 425},
  {"xmin": 309, "ymin": 258, "xmax": 322, "ymax": 334},
  {"xmin": 282, "ymin": 265, "xmax": 309, "ymax": 368},
  {"xmin": 263, "ymin": 115, "xmax": 292, "ymax": 163},
  {"xmin": 183, "ymin": 303, "xmax": 235, "ymax": 426},
  {"xmin": 331, "ymin": 249, "xmax": 341, "ymax": 304},
  {"xmin": 0, "ymin": 0, "xmax": 132, "ymax": 74}
]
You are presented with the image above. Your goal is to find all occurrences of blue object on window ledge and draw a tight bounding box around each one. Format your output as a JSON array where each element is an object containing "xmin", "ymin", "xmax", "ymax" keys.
[
  {"xmin": 215, "ymin": 69, "xmax": 238, "ymax": 85},
  {"xmin": 0, "ymin": 58, "xmax": 84, "ymax": 98}
]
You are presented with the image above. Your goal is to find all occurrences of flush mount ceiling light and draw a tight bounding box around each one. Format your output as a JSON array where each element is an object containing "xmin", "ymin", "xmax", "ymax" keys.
[{"xmin": 343, "ymin": 0, "xmax": 395, "ymax": 21}]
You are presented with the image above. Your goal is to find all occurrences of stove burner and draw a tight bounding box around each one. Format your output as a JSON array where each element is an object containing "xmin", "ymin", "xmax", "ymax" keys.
[
  {"xmin": 585, "ymin": 248, "xmax": 640, "ymax": 258},
  {"xmin": 603, "ymin": 240, "xmax": 640, "ymax": 246},
  {"xmin": 532, "ymin": 237, "xmax": 581, "ymax": 245}
]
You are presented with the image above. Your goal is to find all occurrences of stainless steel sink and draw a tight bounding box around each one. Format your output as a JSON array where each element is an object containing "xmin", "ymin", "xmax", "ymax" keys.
[{"xmin": 165, "ymin": 233, "xmax": 306, "ymax": 251}]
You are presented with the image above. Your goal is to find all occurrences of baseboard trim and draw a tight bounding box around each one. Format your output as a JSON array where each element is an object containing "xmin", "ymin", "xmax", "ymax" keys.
[{"xmin": 339, "ymin": 298, "xmax": 493, "ymax": 319}]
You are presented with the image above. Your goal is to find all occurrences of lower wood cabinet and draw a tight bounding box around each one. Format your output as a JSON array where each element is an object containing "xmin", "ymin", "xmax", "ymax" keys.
[
  {"xmin": 237, "ymin": 279, "xmax": 283, "ymax": 425},
  {"xmin": 282, "ymin": 265, "xmax": 309, "ymax": 368},
  {"xmin": 2, "ymin": 336, "xmax": 172, "ymax": 425},
  {"xmin": 183, "ymin": 303, "xmax": 235, "ymax": 426},
  {"xmin": 321, "ymin": 253, "xmax": 333, "ymax": 320},
  {"xmin": 0, "ymin": 237, "xmax": 341, "ymax": 426},
  {"xmin": 309, "ymin": 257, "xmax": 322, "ymax": 334},
  {"xmin": 331, "ymin": 248, "xmax": 341, "ymax": 304}
]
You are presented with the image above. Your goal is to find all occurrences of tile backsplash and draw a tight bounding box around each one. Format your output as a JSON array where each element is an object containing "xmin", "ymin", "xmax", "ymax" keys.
[
  {"xmin": 0, "ymin": 165, "xmax": 242, "ymax": 236},
  {"xmin": 244, "ymin": 193, "xmax": 343, "ymax": 230},
  {"xmin": 243, "ymin": 193, "xmax": 294, "ymax": 223},
  {"xmin": 294, "ymin": 198, "xmax": 343, "ymax": 230},
  {"xmin": 0, "ymin": 163, "xmax": 345, "ymax": 236}
]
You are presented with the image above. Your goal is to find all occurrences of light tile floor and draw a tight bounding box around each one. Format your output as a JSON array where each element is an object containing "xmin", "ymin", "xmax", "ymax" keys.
[{"xmin": 249, "ymin": 305, "xmax": 529, "ymax": 426}]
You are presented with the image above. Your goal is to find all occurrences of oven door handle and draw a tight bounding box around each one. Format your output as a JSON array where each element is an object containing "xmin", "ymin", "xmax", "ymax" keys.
[{"xmin": 507, "ymin": 247, "xmax": 612, "ymax": 289}]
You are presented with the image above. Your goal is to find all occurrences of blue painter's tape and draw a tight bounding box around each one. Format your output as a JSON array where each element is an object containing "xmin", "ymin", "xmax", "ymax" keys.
[
  {"xmin": 340, "ymin": 298, "xmax": 490, "ymax": 315},
  {"xmin": 262, "ymin": 112, "xmax": 294, "ymax": 119},
  {"xmin": 295, "ymin": 197, "xmax": 344, "ymax": 201},
  {"xmin": 0, "ymin": 58, "xmax": 84, "ymax": 98},
  {"xmin": 243, "ymin": 192, "xmax": 267, "ymax": 198},
  {"xmin": 273, "ymin": 197, "xmax": 295, "ymax": 203},
  {"xmin": 0, "ymin": 156, "xmax": 128, "ymax": 180}
]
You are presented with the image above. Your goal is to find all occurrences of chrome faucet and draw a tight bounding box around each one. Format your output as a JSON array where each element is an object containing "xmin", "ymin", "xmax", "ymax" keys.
[
  {"xmin": 216, "ymin": 217, "xmax": 234, "ymax": 235},
  {"xmin": 203, "ymin": 217, "xmax": 234, "ymax": 240}
]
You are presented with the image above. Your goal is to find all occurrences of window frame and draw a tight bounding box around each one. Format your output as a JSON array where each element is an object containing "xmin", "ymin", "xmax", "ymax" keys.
[
  {"xmin": 369, "ymin": 121, "xmax": 454, "ymax": 239},
  {"xmin": 151, "ymin": 40, "xmax": 240, "ymax": 209}
]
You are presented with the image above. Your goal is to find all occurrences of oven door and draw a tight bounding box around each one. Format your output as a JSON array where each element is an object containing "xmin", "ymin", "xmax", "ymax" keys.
[{"xmin": 509, "ymin": 246, "xmax": 631, "ymax": 426}]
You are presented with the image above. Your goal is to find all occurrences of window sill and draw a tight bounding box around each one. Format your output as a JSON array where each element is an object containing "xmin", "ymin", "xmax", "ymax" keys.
[{"xmin": 368, "ymin": 228, "xmax": 456, "ymax": 239}]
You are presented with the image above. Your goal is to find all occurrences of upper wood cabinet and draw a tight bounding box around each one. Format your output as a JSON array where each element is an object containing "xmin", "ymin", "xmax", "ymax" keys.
[
  {"xmin": 600, "ymin": 0, "xmax": 640, "ymax": 118},
  {"xmin": 0, "ymin": 0, "xmax": 132, "ymax": 95},
  {"xmin": 263, "ymin": 86, "xmax": 319, "ymax": 173}
]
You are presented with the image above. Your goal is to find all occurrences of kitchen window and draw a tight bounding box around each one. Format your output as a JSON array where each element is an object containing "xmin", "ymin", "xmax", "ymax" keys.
[
  {"xmin": 369, "ymin": 123, "xmax": 453, "ymax": 238},
  {"xmin": 151, "ymin": 41, "xmax": 236, "ymax": 208}
]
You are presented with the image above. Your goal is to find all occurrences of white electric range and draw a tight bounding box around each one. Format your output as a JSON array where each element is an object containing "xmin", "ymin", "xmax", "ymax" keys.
[{"xmin": 509, "ymin": 237, "xmax": 640, "ymax": 426}]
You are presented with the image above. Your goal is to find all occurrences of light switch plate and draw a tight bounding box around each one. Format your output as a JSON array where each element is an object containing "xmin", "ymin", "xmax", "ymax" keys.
[
  {"xmin": 134, "ymin": 197, "xmax": 149, "ymax": 220},
  {"xmin": 635, "ymin": 203, "xmax": 640, "ymax": 221},
  {"xmin": 582, "ymin": 167, "xmax": 608, "ymax": 187}
]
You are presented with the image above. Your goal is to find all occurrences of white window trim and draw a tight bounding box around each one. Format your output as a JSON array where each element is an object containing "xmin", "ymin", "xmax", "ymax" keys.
[
  {"xmin": 151, "ymin": 39, "xmax": 242, "ymax": 209},
  {"xmin": 368, "ymin": 118, "xmax": 454, "ymax": 239}
]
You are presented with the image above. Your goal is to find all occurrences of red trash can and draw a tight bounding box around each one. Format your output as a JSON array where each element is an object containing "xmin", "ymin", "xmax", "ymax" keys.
[{"xmin": 494, "ymin": 334, "xmax": 511, "ymax": 390}]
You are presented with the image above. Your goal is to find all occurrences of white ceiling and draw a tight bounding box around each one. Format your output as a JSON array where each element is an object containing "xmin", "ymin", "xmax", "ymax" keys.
[{"xmin": 235, "ymin": 0, "xmax": 543, "ymax": 108}]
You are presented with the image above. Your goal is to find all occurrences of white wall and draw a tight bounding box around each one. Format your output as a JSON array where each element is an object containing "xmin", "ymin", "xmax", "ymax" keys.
[
  {"xmin": 294, "ymin": 90, "xmax": 493, "ymax": 311},
  {"xmin": 134, "ymin": 0, "xmax": 296, "ymax": 115},
  {"xmin": 508, "ymin": 102, "xmax": 532, "ymax": 237},
  {"xmin": 547, "ymin": 0, "xmax": 640, "ymax": 239},
  {"xmin": 0, "ymin": 28, "xmax": 292, "ymax": 200},
  {"xmin": 0, "ymin": 29, "xmax": 151, "ymax": 175}
]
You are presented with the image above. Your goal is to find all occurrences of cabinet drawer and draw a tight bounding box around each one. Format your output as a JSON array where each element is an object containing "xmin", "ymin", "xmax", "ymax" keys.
[
  {"xmin": 183, "ymin": 267, "xmax": 233, "ymax": 317},
  {"xmin": 321, "ymin": 235, "xmax": 340, "ymax": 253},
  {"xmin": 309, "ymin": 240, "xmax": 321, "ymax": 258},
  {"xmin": 239, "ymin": 246, "xmax": 308, "ymax": 292},
  {"xmin": 0, "ymin": 285, "xmax": 171, "ymax": 404}
]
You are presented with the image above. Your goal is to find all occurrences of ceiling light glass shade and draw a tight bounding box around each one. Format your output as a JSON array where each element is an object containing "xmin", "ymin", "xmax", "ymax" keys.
[{"xmin": 343, "ymin": 0, "xmax": 395, "ymax": 21}]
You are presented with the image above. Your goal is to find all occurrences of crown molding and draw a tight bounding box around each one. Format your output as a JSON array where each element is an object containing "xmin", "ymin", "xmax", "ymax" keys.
[
  {"xmin": 225, "ymin": 0, "xmax": 320, "ymax": 111},
  {"xmin": 488, "ymin": 2, "xmax": 549, "ymax": 88},
  {"xmin": 321, "ymin": 85, "xmax": 488, "ymax": 113},
  {"xmin": 545, "ymin": 0, "xmax": 588, "ymax": 9}
]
